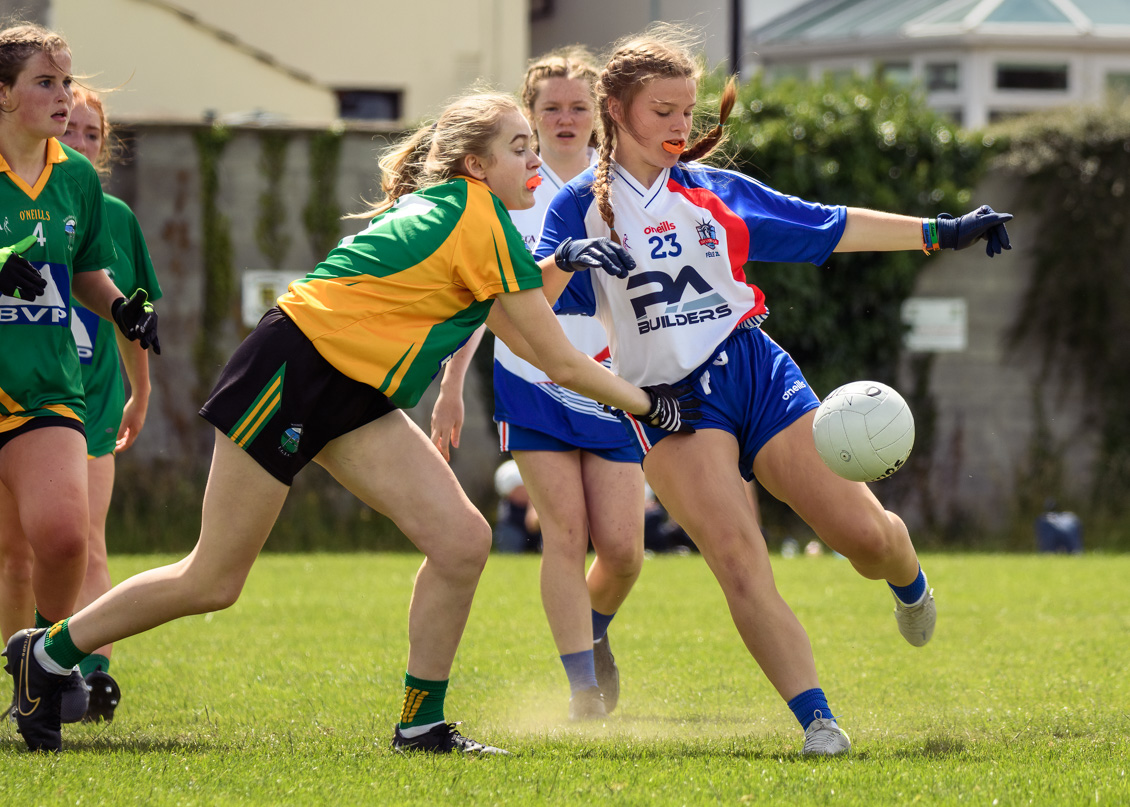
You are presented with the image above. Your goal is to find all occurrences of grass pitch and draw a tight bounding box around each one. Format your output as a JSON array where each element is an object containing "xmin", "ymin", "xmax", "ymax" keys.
[{"xmin": 1, "ymin": 552, "xmax": 1127, "ymax": 805}]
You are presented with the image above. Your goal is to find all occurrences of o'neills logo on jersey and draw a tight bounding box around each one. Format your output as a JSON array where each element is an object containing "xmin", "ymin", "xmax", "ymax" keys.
[
  {"xmin": 627, "ymin": 265, "xmax": 732, "ymax": 334},
  {"xmin": 643, "ymin": 221, "xmax": 676, "ymax": 235},
  {"xmin": 781, "ymin": 379, "xmax": 808, "ymax": 401}
]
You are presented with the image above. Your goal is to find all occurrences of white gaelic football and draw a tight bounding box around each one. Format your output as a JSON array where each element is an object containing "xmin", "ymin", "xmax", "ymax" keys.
[{"xmin": 812, "ymin": 381, "xmax": 914, "ymax": 482}]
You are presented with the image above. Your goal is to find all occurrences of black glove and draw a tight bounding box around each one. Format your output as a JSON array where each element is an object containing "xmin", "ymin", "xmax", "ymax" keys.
[
  {"xmin": 936, "ymin": 205, "xmax": 1012, "ymax": 257},
  {"xmin": 0, "ymin": 235, "xmax": 46, "ymax": 301},
  {"xmin": 112, "ymin": 289, "xmax": 161, "ymax": 354},
  {"xmin": 640, "ymin": 382, "xmax": 701, "ymax": 434},
  {"xmin": 553, "ymin": 237, "xmax": 636, "ymax": 279}
]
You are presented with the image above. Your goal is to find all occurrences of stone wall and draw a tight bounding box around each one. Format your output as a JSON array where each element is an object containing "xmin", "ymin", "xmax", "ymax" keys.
[
  {"xmin": 105, "ymin": 121, "xmax": 501, "ymax": 506},
  {"xmin": 105, "ymin": 122, "xmax": 1091, "ymax": 531}
]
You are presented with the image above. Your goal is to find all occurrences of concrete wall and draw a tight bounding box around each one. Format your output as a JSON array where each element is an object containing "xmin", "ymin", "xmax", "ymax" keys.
[
  {"xmin": 107, "ymin": 122, "xmax": 1091, "ymax": 531},
  {"xmin": 106, "ymin": 121, "xmax": 502, "ymax": 505},
  {"xmin": 894, "ymin": 175, "xmax": 1095, "ymax": 532}
]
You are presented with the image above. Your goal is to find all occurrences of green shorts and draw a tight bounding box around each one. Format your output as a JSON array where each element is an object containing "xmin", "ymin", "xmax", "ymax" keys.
[{"xmin": 82, "ymin": 361, "xmax": 125, "ymax": 458}]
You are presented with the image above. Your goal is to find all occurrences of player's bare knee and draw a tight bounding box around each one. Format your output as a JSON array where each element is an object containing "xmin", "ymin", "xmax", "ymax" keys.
[
  {"xmin": 0, "ymin": 552, "xmax": 33, "ymax": 586},
  {"xmin": 426, "ymin": 516, "xmax": 492, "ymax": 577},
  {"xmin": 597, "ymin": 541, "xmax": 643, "ymax": 579},
  {"xmin": 834, "ymin": 518, "xmax": 895, "ymax": 570}
]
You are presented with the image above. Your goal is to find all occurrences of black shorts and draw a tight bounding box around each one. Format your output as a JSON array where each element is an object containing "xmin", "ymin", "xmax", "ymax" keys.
[
  {"xmin": 0, "ymin": 417, "xmax": 85, "ymax": 454},
  {"xmin": 199, "ymin": 308, "xmax": 397, "ymax": 485}
]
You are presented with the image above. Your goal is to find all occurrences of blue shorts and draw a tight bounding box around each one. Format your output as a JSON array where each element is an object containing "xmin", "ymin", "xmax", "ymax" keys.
[
  {"xmin": 499, "ymin": 421, "xmax": 639, "ymax": 463},
  {"xmin": 622, "ymin": 328, "xmax": 819, "ymax": 480}
]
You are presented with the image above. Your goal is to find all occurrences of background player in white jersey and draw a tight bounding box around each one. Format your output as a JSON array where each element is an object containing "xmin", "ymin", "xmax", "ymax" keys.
[
  {"xmin": 0, "ymin": 21, "xmax": 158, "ymax": 716},
  {"xmin": 531, "ymin": 25, "xmax": 1011, "ymax": 755},
  {"xmin": 432, "ymin": 48, "xmax": 644, "ymax": 721}
]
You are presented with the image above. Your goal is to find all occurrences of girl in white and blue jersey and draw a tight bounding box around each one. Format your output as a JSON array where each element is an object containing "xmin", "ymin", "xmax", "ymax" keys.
[
  {"xmin": 534, "ymin": 25, "xmax": 1011, "ymax": 755},
  {"xmin": 432, "ymin": 48, "xmax": 643, "ymax": 721}
]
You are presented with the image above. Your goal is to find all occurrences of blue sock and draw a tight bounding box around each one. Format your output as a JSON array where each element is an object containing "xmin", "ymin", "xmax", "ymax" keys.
[
  {"xmin": 591, "ymin": 609, "xmax": 615, "ymax": 642},
  {"xmin": 889, "ymin": 566, "xmax": 927, "ymax": 606},
  {"xmin": 787, "ymin": 688, "xmax": 834, "ymax": 730},
  {"xmin": 560, "ymin": 649, "xmax": 598, "ymax": 693}
]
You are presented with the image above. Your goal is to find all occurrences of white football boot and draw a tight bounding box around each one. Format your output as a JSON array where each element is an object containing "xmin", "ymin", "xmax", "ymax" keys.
[{"xmin": 893, "ymin": 587, "xmax": 936, "ymax": 647}]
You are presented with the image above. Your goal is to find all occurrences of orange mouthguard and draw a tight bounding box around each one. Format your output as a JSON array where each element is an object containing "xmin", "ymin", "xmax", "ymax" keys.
[
  {"xmin": 526, "ymin": 174, "xmax": 543, "ymax": 190},
  {"xmin": 662, "ymin": 140, "xmax": 686, "ymax": 154}
]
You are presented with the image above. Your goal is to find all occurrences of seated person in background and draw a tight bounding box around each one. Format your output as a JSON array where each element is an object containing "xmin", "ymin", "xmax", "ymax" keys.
[
  {"xmin": 1035, "ymin": 498, "xmax": 1083, "ymax": 554},
  {"xmin": 494, "ymin": 460, "xmax": 541, "ymax": 553},
  {"xmin": 643, "ymin": 484, "xmax": 693, "ymax": 554}
]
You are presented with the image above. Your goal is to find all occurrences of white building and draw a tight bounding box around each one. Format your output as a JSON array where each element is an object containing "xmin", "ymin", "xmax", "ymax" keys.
[
  {"xmin": 748, "ymin": 0, "xmax": 1130, "ymax": 128},
  {"xmin": 30, "ymin": 0, "xmax": 529, "ymax": 125}
]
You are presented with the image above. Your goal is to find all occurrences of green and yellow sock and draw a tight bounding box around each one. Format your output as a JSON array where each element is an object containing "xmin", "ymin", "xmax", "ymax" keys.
[
  {"xmin": 398, "ymin": 672, "xmax": 448, "ymax": 732},
  {"xmin": 41, "ymin": 618, "xmax": 89, "ymax": 670},
  {"xmin": 34, "ymin": 609, "xmax": 52, "ymax": 630},
  {"xmin": 79, "ymin": 653, "xmax": 110, "ymax": 678}
]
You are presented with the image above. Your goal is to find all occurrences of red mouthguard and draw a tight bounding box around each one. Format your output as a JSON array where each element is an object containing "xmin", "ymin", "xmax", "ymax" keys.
[
  {"xmin": 662, "ymin": 140, "xmax": 686, "ymax": 154},
  {"xmin": 526, "ymin": 174, "xmax": 543, "ymax": 190}
]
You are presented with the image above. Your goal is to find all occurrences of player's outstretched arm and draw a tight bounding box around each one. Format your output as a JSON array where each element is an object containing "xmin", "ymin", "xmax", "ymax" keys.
[
  {"xmin": 836, "ymin": 205, "xmax": 1012, "ymax": 257},
  {"xmin": 490, "ymin": 289, "xmax": 696, "ymax": 433}
]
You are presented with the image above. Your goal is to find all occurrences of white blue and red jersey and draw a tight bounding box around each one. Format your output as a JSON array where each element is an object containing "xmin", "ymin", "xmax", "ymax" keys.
[
  {"xmin": 535, "ymin": 160, "xmax": 847, "ymax": 474},
  {"xmin": 493, "ymin": 154, "xmax": 634, "ymax": 458},
  {"xmin": 536, "ymin": 161, "xmax": 847, "ymax": 387}
]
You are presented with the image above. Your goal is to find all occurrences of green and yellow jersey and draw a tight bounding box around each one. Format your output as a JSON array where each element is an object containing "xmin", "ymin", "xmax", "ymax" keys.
[
  {"xmin": 72, "ymin": 193, "xmax": 163, "ymax": 455},
  {"xmin": 278, "ymin": 177, "xmax": 542, "ymax": 409},
  {"xmin": 0, "ymin": 139, "xmax": 116, "ymax": 433}
]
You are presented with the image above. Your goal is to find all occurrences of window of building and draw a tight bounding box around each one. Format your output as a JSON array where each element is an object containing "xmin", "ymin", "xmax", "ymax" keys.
[
  {"xmin": 336, "ymin": 90, "xmax": 402, "ymax": 121},
  {"xmin": 878, "ymin": 62, "xmax": 912, "ymax": 85},
  {"xmin": 1106, "ymin": 72, "xmax": 1130, "ymax": 99},
  {"xmin": 926, "ymin": 63, "xmax": 959, "ymax": 92},
  {"xmin": 996, "ymin": 64, "xmax": 1068, "ymax": 91},
  {"xmin": 765, "ymin": 64, "xmax": 808, "ymax": 83}
]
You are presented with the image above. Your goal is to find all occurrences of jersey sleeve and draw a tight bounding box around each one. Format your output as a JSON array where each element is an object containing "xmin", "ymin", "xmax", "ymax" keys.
[
  {"xmin": 122, "ymin": 206, "xmax": 163, "ymax": 302},
  {"xmin": 455, "ymin": 190, "xmax": 543, "ymax": 300},
  {"xmin": 72, "ymin": 169, "xmax": 117, "ymax": 273},
  {"xmin": 721, "ymin": 171, "xmax": 847, "ymax": 265},
  {"xmin": 534, "ymin": 182, "xmax": 590, "ymax": 261},
  {"xmin": 536, "ymin": 183, "xmax": 597, "ymax": 316}
]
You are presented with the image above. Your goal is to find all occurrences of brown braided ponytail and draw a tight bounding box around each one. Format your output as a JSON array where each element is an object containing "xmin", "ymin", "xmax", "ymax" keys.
[{"xmin": 593, "ymin": 24, "xmax": 734, "ymax": 236}]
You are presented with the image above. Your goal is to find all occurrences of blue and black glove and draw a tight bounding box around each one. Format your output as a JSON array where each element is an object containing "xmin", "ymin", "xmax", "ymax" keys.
[
  {"xmin": 0, "ymin": 235, "xmax": 45, "ymax": 300},
  {"xmin": 641, "ymin": 382, "xmax": 701, "ymax": 433},
  {"xmin": 112, "ymin": 289, "xmax": 161, "ymax": 354},
  {"xmin": 554, "ymin": 237, "xmax": 636, "ymax": 279},
  {"xmin": 605, "ymin": 382, "xmax": 702, "ymax": 434},
  {"xmin": 934, "ymin": 205, "xmax": 1012, "ymax": 257}
]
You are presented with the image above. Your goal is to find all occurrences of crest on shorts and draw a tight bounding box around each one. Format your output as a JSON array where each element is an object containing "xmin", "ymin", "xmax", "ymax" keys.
[{"xmin": 279, "ymin": 425, "xmax": 303, "ymax": 454}]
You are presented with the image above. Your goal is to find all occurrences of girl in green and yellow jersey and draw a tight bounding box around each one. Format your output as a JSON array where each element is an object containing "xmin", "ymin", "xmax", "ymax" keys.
[{"xmin": 5, "ymin": 90, "xmax": 696, "ymax": 753}]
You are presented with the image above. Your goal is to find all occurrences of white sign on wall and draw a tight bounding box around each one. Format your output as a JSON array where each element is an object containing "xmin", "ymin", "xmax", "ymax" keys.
[
  {"xmin": 241, "ymin": 269, "xmax": 303, "ymax": 327},
  {"xmin": 902, "ymin": 297, "xmax": 967, "ymax": 352}
]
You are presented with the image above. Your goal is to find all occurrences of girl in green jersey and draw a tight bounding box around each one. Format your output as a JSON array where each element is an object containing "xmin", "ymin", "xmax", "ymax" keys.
[
  {"xmin": 0, "ymin": 22, "xmax": 157, "ymax": 641},
  {"xmin": 0, "ymin": 86, "xmax": 160, "ymax": 723},
  {"xmin": 4, "ymin": 90, "xmax": 691, "ymax": 753}
]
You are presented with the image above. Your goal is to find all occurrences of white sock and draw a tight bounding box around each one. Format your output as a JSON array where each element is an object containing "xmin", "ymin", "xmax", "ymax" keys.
[
  {"xmin": 32, "ymin": 635, "xmax": 71, "ymax": 676},
  {"xmin": 398, "ymin": 720, "xmax": 444, "ymax": 738}
]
